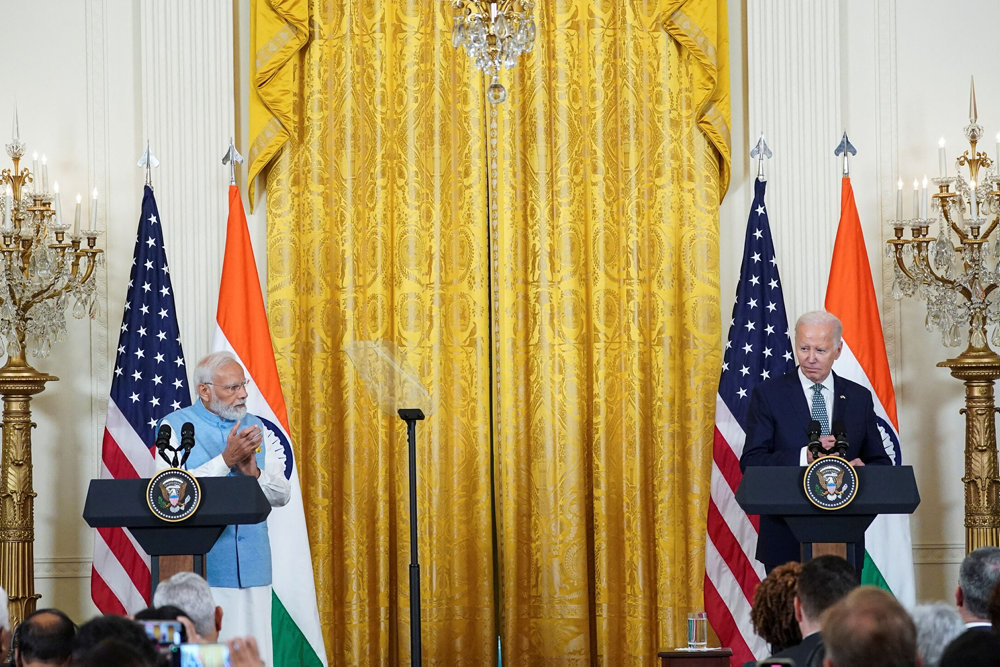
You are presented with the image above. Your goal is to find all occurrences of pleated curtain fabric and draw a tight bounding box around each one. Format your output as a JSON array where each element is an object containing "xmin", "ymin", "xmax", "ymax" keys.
[{"xmin": 252, "ymin": 0, "xmax": 730, "ymax": 662}]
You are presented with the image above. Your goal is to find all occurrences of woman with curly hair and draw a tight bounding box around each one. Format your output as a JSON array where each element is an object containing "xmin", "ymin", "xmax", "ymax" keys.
[{"xmin": 748, "ymin": 561, "xmax": 803, "ymax": 660}]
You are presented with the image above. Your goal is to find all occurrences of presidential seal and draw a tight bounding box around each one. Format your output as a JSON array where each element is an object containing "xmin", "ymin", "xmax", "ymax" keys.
[
  {"xmin": 146, "ymin": 468, "xmax": 201, "ymax": 522},
  {"xmin": 803, "ymin": 456, "xmax": 859, "ymax": 510}
]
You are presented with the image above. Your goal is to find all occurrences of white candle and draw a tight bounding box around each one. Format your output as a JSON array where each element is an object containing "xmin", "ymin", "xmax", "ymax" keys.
[
  {"xmin": 995, "ymin": 133, "xmax": 1000, "ymax": 169},
  {"xmin": 89, "ymin": 188, "xmax": 98, "ymax": 231},
  {"xmin": 896, "ymin": 178, "xmax": 903, "ymax": 220},
  {"xmin": 53, "ymin": 181, "xmax": 62, "ymax": 228},
  {"xmin": 921, "ymin": 176, "xmax": 929, "ymax": 220},
  {"xmin": 972, "ymin": 180, "xmax": 979, "ymax": 219},
  {"xmin": 73, "ymin": 194, "xmax": 81, "ymax": 236},
  {"xmin": 912, "ymin": 179, "xmax": 919, "ymax": 219},
  {"xmin": 40, "ymin": 155, "xmax": 48, "ymax": 194},
  {"xmin": 3, "ymin": 185, "xmax": 11, "ymax": 231},
  {"xmin": 939, "ymin": 137, "xmax": 947, "ymax": 177},
  {"xmin": 31, "ymin": 152, "xmax": 38, "ymax": 193}
]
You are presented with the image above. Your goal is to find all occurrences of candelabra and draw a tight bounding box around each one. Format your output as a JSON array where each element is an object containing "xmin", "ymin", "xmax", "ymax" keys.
[
  {"xmin": 450, "ymin": 0, "xmax": 536, "ymax": 104},
  {"xmin": 888, "ymin": 81, "xmax": 1000, "ymax": 553},
  {"xmin": 0, "ymin": 128, "xmax": 103, "ymax": 626}
]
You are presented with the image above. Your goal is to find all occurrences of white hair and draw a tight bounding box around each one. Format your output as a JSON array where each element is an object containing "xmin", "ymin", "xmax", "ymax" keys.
[
  {"xmin": 0, "ymin": 585, "xmax": 8, "ymax": 630},
  {"xmin": 912, "ymin": 601, "xmax": 963, "ymax": 667},
  {"xmin": 796, "ymin": 310, "xmax": 843, "ymax": 345},
  {"xmin": 193, "ymin": 351, "xmax": 241, "ymax": 386},
  {"xmin": 152, "ymin": 571, "xmax": 217, "ymax": 637}
]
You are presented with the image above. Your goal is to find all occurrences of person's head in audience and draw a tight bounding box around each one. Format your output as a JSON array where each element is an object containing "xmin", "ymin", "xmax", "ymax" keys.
[
  {"xmin": 795, "ymin": 554, "xmax": 860, "ymax": 638},
  {"xmin": 750, "ymin": 561, "xmax": 802, "ymax": 653},
  {"xmin": 0, "ymin": 586, "xmax": 10, "ymax": 661},
  {"xmin": 957, "ymin": 546, "xmax": 1000, "ymax": 624},
  {"xmin": 912, "ymin": 601, "xmax": 964, "ymax": 667},
  {"xmin": 70, "ymin": 615, "xmax": 158, "ymax": 667},
  {"xmin": 12, "ymin": 609, "xmax": 75, "ymax": 667},
  {"xmin": 821, "ymin": 586, "xmax": 919, "ymax": 667},
  {"xmin": 152, "ymin": 571, "xmax": 222, "ymax": 642},
  {"xmin": 939, "ymin": 627, "xmax": 1000, "ymax": 667}
]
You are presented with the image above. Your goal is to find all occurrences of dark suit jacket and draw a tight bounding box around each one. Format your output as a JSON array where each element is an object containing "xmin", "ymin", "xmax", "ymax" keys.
[
  {"xmin": 739, "ymin": 369, "xmax": 891, "ymax": 569},
  {"xmin": 767, "ymin": 632, "xmax": 825, "ymax": 667}
]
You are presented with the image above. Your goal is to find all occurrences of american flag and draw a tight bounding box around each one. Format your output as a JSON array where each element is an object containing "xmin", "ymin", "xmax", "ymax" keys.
[
  {"xmin": 91, "ymin": 185, "xmax": 191, "ymax": 614},
  {"xmin": 704, "ymin": 176, "xmax": 793, "ymax": 664}
]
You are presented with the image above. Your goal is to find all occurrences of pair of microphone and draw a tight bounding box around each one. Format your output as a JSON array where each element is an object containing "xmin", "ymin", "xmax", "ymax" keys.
[
  {"xmin": 807, "ymin": 419, "xmax": 849, "ymax": 460},
  {"xmin": 154, "ymin": 422, "xmax": 194, "ymax": 467}
]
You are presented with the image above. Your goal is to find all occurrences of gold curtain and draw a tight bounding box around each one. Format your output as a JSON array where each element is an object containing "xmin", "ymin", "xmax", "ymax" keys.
[
  {"xmin": 491, "ymin": 1, "xmax": 727, "ymax": 661},
  {"xmin": 253, "ymin": 0, "xmax": 729, "ymax": 663},
  {"xmin": 260, "ymin": 1, "xmax": 496, "ymax": 663}
]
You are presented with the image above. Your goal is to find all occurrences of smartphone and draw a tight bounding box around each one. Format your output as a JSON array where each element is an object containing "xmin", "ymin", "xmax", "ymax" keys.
[
  {"xmin": 178, "ymin": 642, "xmax": 231, "ymax": 667},
  {"xmin": 141, "ymin": 619, "xmax": 185, "ymax": 646}
]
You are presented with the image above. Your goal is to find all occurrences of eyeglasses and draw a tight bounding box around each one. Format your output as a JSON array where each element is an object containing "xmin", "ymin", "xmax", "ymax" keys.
[{"xmin": 202, "ymin": 380, "xmax": 250, "ymax": 392}]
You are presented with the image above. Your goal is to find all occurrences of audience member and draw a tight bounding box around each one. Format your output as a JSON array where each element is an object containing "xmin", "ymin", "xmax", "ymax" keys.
[
  {"xmin": 956, "ymin": 546, "xmax": 1000, "ymax": 630},
  {"xmin": 13, "ymin": 609, "xmax": 75, "ymax": 667},
  {"xmin": 939, "ymin": 627, "xmax": 1000, "ymax": 667},
  {"xmin": 0, "ymin": 586, "xmax": 9, "ymax": 662},
  {"xmin": 71, "ymin": 638, "xmax": 158, "ymax": 667},
  {"xmin": 749, "ymin": 561, "xmax": 802, "ymax": 658},
  {"xmin": 820, "ymin": 586, "xmax": 918, "ymax": 667},
  {"xmin": 765, "ymin": 555, "xmax": 859, "ymax": 667},
  {"xmin": 70, "ymin": 615, "xmax": 158, "ymax": 667},
  {"xmin": 152, "ymin": 571, "xmax": 223, "ymax": 642},
  {"xmin": 912, "ymin": 601, "xmax": 964, "ymax": 667}
]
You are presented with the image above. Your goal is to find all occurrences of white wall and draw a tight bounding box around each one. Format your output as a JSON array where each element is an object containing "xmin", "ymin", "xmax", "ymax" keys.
[
  {"xmin": 0, "ymin": 1, "xmax": 264, "ymax": 623},
  {"xmin": 724, "ymin": 0, "xmax": 995, "ymax": 603}
]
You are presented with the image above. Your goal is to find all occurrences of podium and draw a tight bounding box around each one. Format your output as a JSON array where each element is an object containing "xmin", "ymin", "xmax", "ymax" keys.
[
  {"xmin": 84, "ymin": 477, "xmax": 271, "ymax": 595},
  {"xmin": 736, "ymin": 465, "xmax": 919, "ymax": 565}
]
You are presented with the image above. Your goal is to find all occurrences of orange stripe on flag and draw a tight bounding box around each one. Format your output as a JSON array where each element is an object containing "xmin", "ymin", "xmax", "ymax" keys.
[
  {"xmin": 217, "ymin": 185, "xmax": 291, "ymax": 435},
  {"xmin": 825, "ymin": 177, "xmax": 898, "ymax": 429}
]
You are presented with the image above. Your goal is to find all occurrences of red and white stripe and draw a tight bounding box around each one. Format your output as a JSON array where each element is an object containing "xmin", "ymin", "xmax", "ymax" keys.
[{"xmin": 704, "ymin": 396, "xmax": 768, "ymax": 664}]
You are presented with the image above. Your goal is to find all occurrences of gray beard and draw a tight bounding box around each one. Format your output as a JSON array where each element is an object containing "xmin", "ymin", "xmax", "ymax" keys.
[{"xmin": 209, "ymin": 396, "xmax": 248, "ymax": 421}]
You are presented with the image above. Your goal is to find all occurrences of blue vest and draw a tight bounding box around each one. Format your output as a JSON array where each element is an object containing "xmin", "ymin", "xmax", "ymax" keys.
[{"xmin": 160, "ymin": 401, "xmax": 271, "ymax": 588}]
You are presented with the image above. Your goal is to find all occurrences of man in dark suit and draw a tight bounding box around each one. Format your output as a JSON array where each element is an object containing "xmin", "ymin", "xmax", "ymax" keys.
[
  {"xmin": 948, "ymin": 546, "xmax": 1000, "ymax": 646},
  {"xmin": 740, "ymin": 311, "xmax": 891, "ymax": 572},
  {"xmin": 763, "ymin": 555, "xmax": 859, "ymax": 667}
]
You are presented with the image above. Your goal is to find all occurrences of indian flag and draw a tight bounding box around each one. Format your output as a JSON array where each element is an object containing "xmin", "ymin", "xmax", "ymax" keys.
[
  {"xmin": 214, "ymin": 184, "xmax": 327, "ymax": 665},
  {"xmin": 826, "ymin": 175, "xmax": 915, "ymax": 605}
]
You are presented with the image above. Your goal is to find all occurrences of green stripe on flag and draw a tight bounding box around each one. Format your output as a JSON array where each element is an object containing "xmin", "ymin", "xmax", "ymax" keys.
[
  {"xmin": 272, "ymin": 591, "xmax": 323, "ymax": 666},
  {"xmin": 861, "ymin": 551, "xmax": 892, "ymax": 595}
]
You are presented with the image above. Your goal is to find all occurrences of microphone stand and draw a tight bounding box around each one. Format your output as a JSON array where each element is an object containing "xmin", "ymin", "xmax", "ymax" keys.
[{"xmin": 398, "ymin": 408, "xmax": 425, "ymax": 666}]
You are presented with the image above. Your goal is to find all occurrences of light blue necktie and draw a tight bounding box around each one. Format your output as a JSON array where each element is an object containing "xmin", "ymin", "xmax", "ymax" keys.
[{"xmin": 811, "ymin": 383, "xmax": 830, "ymax": 436}]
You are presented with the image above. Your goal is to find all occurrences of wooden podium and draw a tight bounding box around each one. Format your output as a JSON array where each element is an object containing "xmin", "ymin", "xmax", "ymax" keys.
[{"xmin": 83, "ymin": 476, "xmax": 271, "ymax": 596}]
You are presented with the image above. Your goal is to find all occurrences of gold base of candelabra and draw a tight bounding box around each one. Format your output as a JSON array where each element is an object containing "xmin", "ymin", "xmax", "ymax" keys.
[
  {"xmin": 0, "ymin": 352, "xmax": 56, "ymax": 627},
  {"xmin": 939, "ymin": 346, "xmax": 1000, "ymax": 553}
]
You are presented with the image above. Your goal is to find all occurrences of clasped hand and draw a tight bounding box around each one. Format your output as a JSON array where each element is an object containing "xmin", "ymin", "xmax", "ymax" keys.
[
  {"xmin": 806, "ymin": 435, "xmax": 864, "ymax": 467},
  {"xmin": 222, "ymin": 420, "xmax": 262, "ymax": 477}
]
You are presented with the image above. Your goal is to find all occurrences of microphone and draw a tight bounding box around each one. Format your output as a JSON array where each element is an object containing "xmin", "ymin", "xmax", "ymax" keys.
[
  {"xmin": 154, "ymin": 424, "xmax": 175, "ymax": 466},
  {"xmin": 154, "ymin": 423, "xmax": 171, "ymax": 451},
  {"xmin": 833, "ymin": 420, "xmax": 849, "ymax": 458},
  {"xmin": 807, "ymin": 419, "xmax": 823, "ymax": 461},
  {"xmin": 180, "ymin": 422, "xmax": 195, "ymax": 467}
]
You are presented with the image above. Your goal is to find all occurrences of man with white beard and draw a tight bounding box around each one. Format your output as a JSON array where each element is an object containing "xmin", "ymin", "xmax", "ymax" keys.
[{"xmin": 157, "ymin": 350, "xmax": 290, "ymax": 658}]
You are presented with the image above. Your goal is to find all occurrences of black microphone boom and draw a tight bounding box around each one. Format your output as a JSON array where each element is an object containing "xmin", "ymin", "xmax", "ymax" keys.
[
  {"xmin": 832, "ymin": 419, "xmax": 849, "ymax": 458},
  {"xmin": 179, "ymin": 422, "xmax": 195, "ymax": 467},
  {"xmin": 807, "ymin": 419, "xmax": 823, "ymax": 460},
  {"xmin": 154, "ymin": 423, "xmax": 171, "ymax": 451},
  {"xmin": 154, "ymin": 424, "xmax": 174, "ymax": 466}
]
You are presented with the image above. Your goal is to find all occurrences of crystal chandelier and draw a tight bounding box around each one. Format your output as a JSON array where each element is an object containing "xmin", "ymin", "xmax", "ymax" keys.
[
  {"xmin": 888, "ymin": 77, "xmax": 1000, "ymax": 553},
  {"xmin": 0, "ymin": 127, "xmax": 103, "ymax": 360},
  {"xmin": 450, "ymin": 0, "xmax": 536, "ymax": 104},
  {"xmin": 887, "ymin": 80, "xmax": 1000, "ymax": 349}
]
